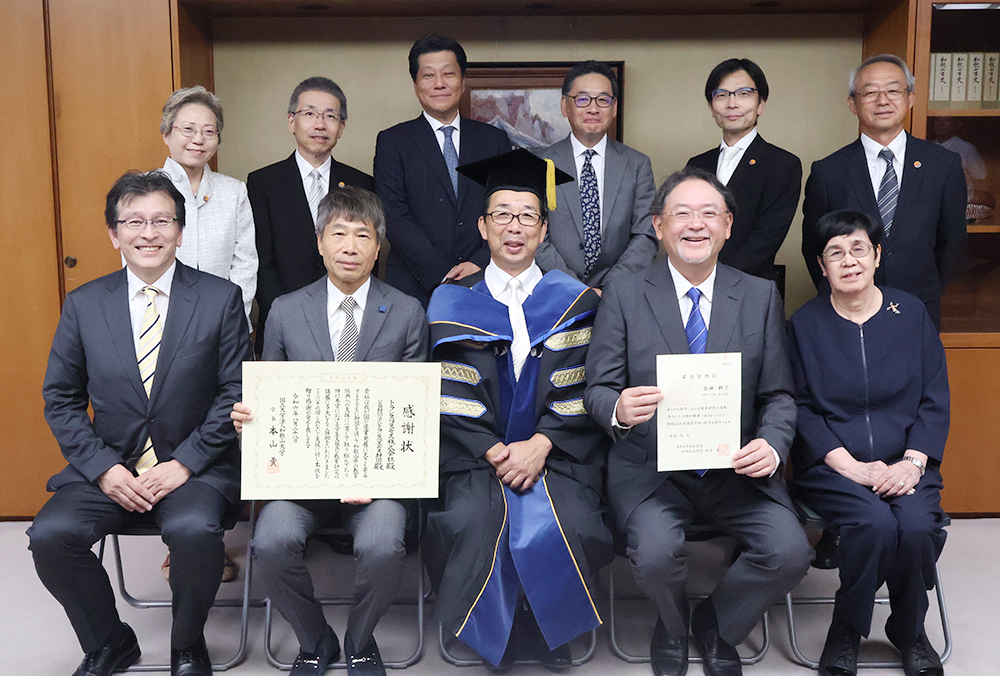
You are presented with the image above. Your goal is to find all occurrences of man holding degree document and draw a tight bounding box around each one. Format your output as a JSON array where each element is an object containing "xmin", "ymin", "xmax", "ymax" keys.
[
  {"xmin": 585, "ymin": 167, "xmax": 810, "ymax": 676},
  {"xmin": 425, "ymin": 150, "xmax": 613, "ymax": 669},
  {"xmin": 232, "ymin": 186, "xmax": 428, "ymax": 676}
]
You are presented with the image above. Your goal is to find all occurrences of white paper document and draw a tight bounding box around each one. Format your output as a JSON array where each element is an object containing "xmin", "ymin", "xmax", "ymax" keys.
[
  {"xmin": 241, "ymin": 361, "xmax": 440, "ymax": 500},
  {"xmin": 656, "ymin": 352, "xmax": 741, "ymax": 472}
]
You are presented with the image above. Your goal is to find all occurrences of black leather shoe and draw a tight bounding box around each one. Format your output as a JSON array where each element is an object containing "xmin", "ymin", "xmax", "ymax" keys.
[
  {"xmin": 291, "ymin": 625, "xmax": 342, "ymax": 675},
  {"xmin": 345, "ymin": 632, "xmax": 385, "ymax": 676},
  {"xmin": 171, "ymin": 636, "xmax": 211, "ymax": 676},
  {"xmin": 73, "ymin": 623, "xmax": 140, "ymax": 676},
  {"xmin": 819, "ymin": 614, "xmax": 860, "ymax": 676},
  {"xmin": 885, "ymin": 619, "xmax": 944, "ymax": 676},
  {"xmin": 812, "ymin": 530, "xmax": 841, "ymax": 570},
  {"xmin": 538, "ymin": 641, "xmax": 572, "ymax": 671},
  {"xmin": 650, "ymin": 617, "xmax": 688, "ymax": 676},
  {"xmin": 690, "ymin": 600, "xmax": 742, "ymax": 676}
]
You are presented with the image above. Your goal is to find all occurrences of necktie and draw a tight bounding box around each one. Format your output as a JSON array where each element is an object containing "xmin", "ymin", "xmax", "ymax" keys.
[
  {"xmin": 684, "ymin": 287, "xmax": 710, "ymax": 476},
  {"xmin": 441, "ymin": 125, "xmax": 459, "ymax": 197},
  {"xmin": 337, "ymin": 296, "xmax": 359, "ymax": 362},
  {"xmin": 717, "ymin": 145, "xmax": 737, "ymax": 186},
  {"xmin": 877, "ymin": 148, "xmax": 899, "ymax": 238},
  {"xmin": 134, "ymin": 286, "xmax": 163, "ymax": 475},
  {"xmin": 506, "ymin": 278, "xmax": 529, "ymax": 380},
  {"xmin": 307, "ymin": 168, "xmax": 325, "ymax": 225},
  {"xmin": 580, "ymin": 149, "xmax": 601, "ymax": 277}
]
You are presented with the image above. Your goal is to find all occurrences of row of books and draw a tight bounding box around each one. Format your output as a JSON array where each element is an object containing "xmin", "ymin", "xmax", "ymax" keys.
[{"xmin": 930, "ymin": 53, "xmax": 1000, "ymax": 106}]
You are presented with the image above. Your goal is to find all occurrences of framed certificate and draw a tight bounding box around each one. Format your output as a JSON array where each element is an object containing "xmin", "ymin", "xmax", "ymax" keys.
[
  {"xmin": 241, "ymin": 361, "xmax": 440, "ymax": 500},
  {"xmin": 655, "ymin": 352, "xmax": 741, "ymax": 472}
]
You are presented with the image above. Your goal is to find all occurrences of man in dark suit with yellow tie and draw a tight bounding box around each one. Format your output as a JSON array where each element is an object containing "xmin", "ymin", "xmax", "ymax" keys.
[{"xmin": 28, "ymin": 171, "xmax": 251, "ymax": 676}]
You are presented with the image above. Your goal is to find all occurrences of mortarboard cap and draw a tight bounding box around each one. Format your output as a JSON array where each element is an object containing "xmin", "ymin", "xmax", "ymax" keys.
[{"xmin": 457, "ymin": 148, "xmax": 574, "ymax": 212}]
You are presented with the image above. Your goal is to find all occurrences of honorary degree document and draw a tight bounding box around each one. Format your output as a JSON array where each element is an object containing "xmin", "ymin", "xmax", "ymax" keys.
[
  {"xmin": 241, "ymin": 362, "xmax": 440, "ymax": 500},
  {"xmin": 656, "ymin": 352, "xmax": 742, "ymax": 472}
]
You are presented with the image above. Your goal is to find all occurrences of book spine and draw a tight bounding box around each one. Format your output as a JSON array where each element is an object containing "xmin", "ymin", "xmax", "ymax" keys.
[
  {"xmin": 968, "ymin": 53, "xmax": 984, "ymax": 102},
  {"xmin": 933, "ymin": 53, "xmax": 952, "ymax": 103},
  {"xmin": 985, "ymin": 53, "xmax": 1000, "ymax": 104},
  {"xmin": 951, "ymin": 53, "xmax": 968, "ymax": 105}
]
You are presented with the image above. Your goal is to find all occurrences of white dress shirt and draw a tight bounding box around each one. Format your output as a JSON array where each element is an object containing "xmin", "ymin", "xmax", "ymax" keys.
[
  {"xmin": 423, "ymin": 111, "xmax": 461, "ymax": 157},
  {"xmin": 294, "ymin": 150, "xmax": 333, "ymax": 190},
  {"xmin": 715, "ymin": 128, "xmax": 758, "ymax": 186},
  {"xmin": 667, "ymin": 259, "xmax": 717, "ymax": 329},
  {"xmin": 162, "ymin": 157, "xmax": 257, "ymax": 322},
  {"xmin": 326, "ymin": 277, "xmax": 370, "ymax": 360},
  {"xmin": 126, "ymin": 262, "xmax": 176, "ymax": 356},
  {"xmin": 484, "ymin": 261, "xmax": 543, "ymax": 380},
  {"xmin": 860, "ymin": 130, "xmax": 907, "ymax": 199},
  {"xmin": 570, "ymin": 133, "xmax": 608, "ymax": 225}
]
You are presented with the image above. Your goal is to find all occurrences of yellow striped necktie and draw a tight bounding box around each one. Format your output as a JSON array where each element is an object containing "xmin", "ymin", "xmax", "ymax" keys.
[{"xmin": 134, "ymin": 286, "xmax": 162, "ymax": 475}]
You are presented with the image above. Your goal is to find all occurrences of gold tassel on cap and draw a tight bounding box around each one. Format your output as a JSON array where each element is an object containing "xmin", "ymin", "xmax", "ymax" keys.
[{"xmin": 544, "ymin": 158, "xmax": 557, "ymax": 211}]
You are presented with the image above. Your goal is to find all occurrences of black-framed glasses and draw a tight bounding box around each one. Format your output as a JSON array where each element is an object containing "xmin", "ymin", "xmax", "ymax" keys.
[
  {"xmin": 117, "ymin": 218, "xmax": 178, "ymax": 231},
  {"xmin": 854, "ymin": 88, "xmax": 910, "ymax": 103},
  {"xmin": 293, "ymin": 108, "xmax": 342, "ymax": 123},
  {"xmin": 172, "ymin": 124, "xmax": 218, "ymax": 140},
  {"xmin": 487, "ymin": 211, "xmax": 543, "ymax": 227},
  {"xmin": 566, "ymin": 94, "xmax": 615, "ymax": 108},
  {"xmin": 711, "ymin": 87, "xmax": 758, "ymax": 102},
  {"xmin": 822, "ymin": 243, "xmax": 874, "ymax": 262}
]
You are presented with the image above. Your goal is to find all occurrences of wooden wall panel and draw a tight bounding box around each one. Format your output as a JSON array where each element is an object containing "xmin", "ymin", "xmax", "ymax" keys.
[
  {"xmin": 0, "ymin": 1, "xmax": 65, "ymax": 517},
  {"xmin": 48, "ymin": 0, "xmax": 175, "ymax": 293},
  {"xmin": 941, "ymin": 348, "xmax": 1000, "ymax": 514}
]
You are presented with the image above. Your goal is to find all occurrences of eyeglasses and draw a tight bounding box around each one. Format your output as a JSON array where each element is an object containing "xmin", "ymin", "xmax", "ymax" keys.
[
  {"xmin": 854, "ymin": 88, "xmax": 910, "ymax": 103},
  {"xmin": 566, "ymin": 94, "xmax": 615, "ymax": 108},
  {"xmin": 664, "ymin": 209, "xmax": 728, "ymax": 224},
  {"xmin": 293, "ymin": 108, "xmax": 342, "ymax": 123},
  {"xmin": 822, "ymin": 243, "xmax": 874, "ymax": 261},
  {"xmin": 487, "ymin": 211, "xmax": 543, "ymax": 227},
  {"xmin": 711, "ymin": 87, "xmax": 757, "ymax": 102},
  {"xmin": 172, "ymin": 125, "xmax": 218, "ymax": 140},
  {"xmin": 117, "ymin": 218, "xmax": 178, "ymax": 231}
]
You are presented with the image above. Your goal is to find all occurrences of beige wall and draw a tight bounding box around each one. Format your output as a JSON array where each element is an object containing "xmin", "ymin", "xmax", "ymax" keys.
[{"xmin": 213, "ymin": 14, "xmax": 863, "ymax": 314}]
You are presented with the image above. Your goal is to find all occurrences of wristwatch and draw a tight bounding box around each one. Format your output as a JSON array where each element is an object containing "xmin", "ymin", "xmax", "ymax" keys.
[{"xmin": 901, "ymin": 455, "xmax": 926, "ymax": 476}]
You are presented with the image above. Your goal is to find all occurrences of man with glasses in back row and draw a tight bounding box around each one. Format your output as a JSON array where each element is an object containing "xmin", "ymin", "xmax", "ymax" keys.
[
  {"xmin": 686, "ymin": 58, "xmax": 801, "ymax": 283},
  {"xmin": 802, "ymin": 54, "xmax": 967, "ymax": 330},
  {"xmin": 536, "ymin": 60, "xmax": 658, "ymax": 292}
]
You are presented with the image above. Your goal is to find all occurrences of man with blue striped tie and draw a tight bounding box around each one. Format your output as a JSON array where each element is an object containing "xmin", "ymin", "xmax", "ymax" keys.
[
  {"xmin": 585, "ymin": 167, "xmax": 811, "ymax": 676},
  {"xmin": 29, "ymin": 170, "xmax": 251, "ymax": 676}
]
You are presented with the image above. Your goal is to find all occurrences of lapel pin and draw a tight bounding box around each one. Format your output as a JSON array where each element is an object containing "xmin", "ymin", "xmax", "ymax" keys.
[
  {"xmin": 887, "ymin": 302, "xmax": 901, "ymax": 315},
  {"xmin": 378, "ymin": 305, "xmax": 387, "ymax": 313},
  {"xmin": 913, "ymin": 161, "xmax": 921, "ymax": 168},
  {"xmin": 338, "ymin": 181, "xmax": 346, "ymax": 188},
  {"xmin": 749, "ymin": 158, "xmax": 756, "ymax": 165},
  {"xmin": 203, "ymin": 195, "xmax": 210, "ymax": 202}
]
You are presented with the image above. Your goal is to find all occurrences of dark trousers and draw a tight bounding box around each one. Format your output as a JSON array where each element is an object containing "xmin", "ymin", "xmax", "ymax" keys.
[
  {"xmin": 27, "ymin": 480, "xmax": 230, "ymax": 653},
  {"xmin": 625, "ymin": 471, "xmax": 812, "ymax": 645},
  {"xmin": 251, "ymin": 498, "xmax": 407, "ymax": 652},
  {"xmin": 794, "ymin": 464, "xmax": 947, "ymax": 638}
]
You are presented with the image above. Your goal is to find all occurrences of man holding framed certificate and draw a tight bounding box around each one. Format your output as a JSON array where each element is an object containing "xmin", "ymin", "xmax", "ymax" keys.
[
  {"xmin": 585, "ymin": 167, "xmax": 810, "ymax": 676},
  {"xmin": 232, "ymin": 186, "xmax": 428, "ymax": 676}
]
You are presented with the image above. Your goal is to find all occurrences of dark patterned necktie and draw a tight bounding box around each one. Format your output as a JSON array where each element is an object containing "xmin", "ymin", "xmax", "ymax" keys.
[
  {"xmin": 877, "ymin": 148, "xmax": 898, "ymax": 238},
  {"xmin": 580, "ymin": 149, "xmax": 601, "ymax": 277},
  {"xmin": 442, "ymin": 125, "xmax": 459, "ymax": 197},
  {"xmin": 337, "ymin": 296, "xmax": 359, "ymax": 362}
]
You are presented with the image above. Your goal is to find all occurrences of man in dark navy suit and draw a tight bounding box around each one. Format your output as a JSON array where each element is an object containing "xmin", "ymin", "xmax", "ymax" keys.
[
  {"xmin": 802, "ymin": 54, "xmax": 966, "ymax": 329},
  {"xmin": 249, "ymin": 77, "xmax": 374, "ymax": 353},
  {"xmin": 374, "ymin": 34, "xmax": 511, "ymax": 307},
  {"xmin": 686, "ymin": 58, "xmax": 801, "ymax": 282}
]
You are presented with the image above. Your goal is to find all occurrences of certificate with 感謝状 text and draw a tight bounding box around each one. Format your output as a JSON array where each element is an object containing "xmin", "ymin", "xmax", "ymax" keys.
[
  {"xmin": 656, "ymin": 352, "xmax": 741, "ymax": 472},
  {"xmin": 241, "ymin": 361, "xmax": 440, "ymax": 500}
]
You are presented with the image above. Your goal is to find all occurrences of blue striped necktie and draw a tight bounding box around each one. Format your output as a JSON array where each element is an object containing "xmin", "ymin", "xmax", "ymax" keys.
[
  {"xmin": 685, "ymin": 287, "xmax": 709, "ymax": 477},
  {"xmin": 877, "ymin": 148, "xmax": 899, "ymax": 238}
]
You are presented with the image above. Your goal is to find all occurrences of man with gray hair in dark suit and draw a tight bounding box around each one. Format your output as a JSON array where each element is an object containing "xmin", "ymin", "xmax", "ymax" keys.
[
  {"xmin": 585, "ymin": 167, "xmax": 811, "ymax": 676},
  {"xmin": 535, "ymin": 60, "xmax": 658, "ymax": 291},
  {"xmin": 232, "ymin": 186, "xmax": 428, "ymax": 676}
]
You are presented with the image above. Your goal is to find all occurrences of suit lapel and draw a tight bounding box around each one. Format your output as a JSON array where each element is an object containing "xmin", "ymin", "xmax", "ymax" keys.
[
  {"xmin": 552, "ymin": 138, "xmax": 585, "ymax": 238},
  {"xmin": 414, "ymin": 116, "xmax": 457, "ymax": 205},
  {"xmin": 726, "ymin": 134, "xmax": 765, "ymax": 189},
  {"xmin": 602, "ymin": 141, "xmax": 626, "ymax": 230},
  {"xmin": 304, "ymin": 279, "xmax": 335, "ymax": 361},
  {"xmin": 643, "ymin": 263, "xmax": 689, "ymax": 354},
  {"xmin": 148, "ymin": 264, "xmax": 198, "ymax": 408},
  {"xmin": 102, "ymin": 271, "xmax": 147, "ymax": 403},
  {"xmin": 846, "ymin": 139, "xmax": 880, "ymax": 215},
  {"xmin": 705, "ymin": 265, "xmax": 742, "ymax": 353},
  {"xmin": 892, "ymin": 133, "xmax": 925, "ymax": 244},
  {"xmin": 281, "ymin": 153, "xmax": 317, "ymax": 238},
  {"xmin": 356, "ymin": 278, "xmax": 389, "ymax": 360}
]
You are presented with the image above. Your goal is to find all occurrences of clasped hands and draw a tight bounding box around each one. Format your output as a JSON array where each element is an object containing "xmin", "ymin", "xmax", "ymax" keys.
[
  {"xmin": 231, "ymin": 402, "xmax": 371, "ymax": 506},
  {"xmin": 616, "ymin": 386, "xmax": 777, "ymax": 478},
  {"xmin": 485, "ymin": 433, "xmax": 552, "ymax": 492},
  {"xmin": 827, "ymin": 447, "xmax": 925, "ymax": 497},
  {"xmin": 97, "ymin": 459, "xmax": 192, "ymax": 513}
]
